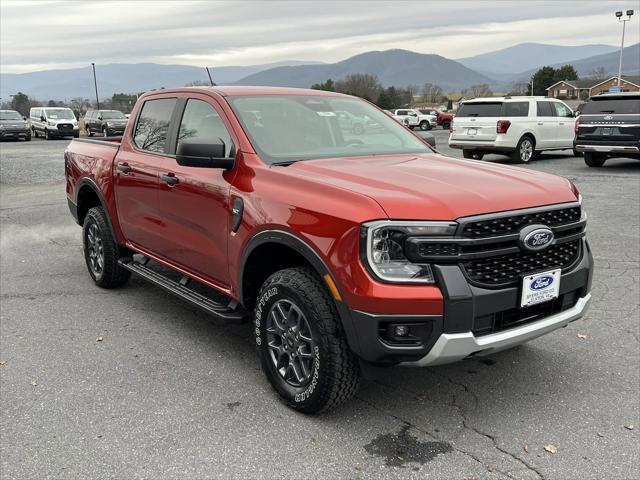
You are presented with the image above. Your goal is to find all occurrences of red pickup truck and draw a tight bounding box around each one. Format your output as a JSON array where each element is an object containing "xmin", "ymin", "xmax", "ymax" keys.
[{"xmin": 65, "ymin": 86, "xmax": 593, "ymax": 413}]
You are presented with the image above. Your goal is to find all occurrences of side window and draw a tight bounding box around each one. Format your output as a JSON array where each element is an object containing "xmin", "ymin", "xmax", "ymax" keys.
[
  {"xmin": 133, "ymin": 98, "xmax": 177, "ymax": 154},
  {"xmin": 536, "ymin": 101, "xmax": 553, "ymax": 117},
  {"xmin": 397, "ymin": 110, "xmax": 407, "ymax": 115},
  {"xmin": 552, "ymin": 102, "xmax": 572, "ymax": 118},
  {"xmin": 502, "ymin": 102, "xmax": 530, "ymax": 117},
  {"xmin": 177, "ymin": 99, "xmax": 233, "ymax": 157}
]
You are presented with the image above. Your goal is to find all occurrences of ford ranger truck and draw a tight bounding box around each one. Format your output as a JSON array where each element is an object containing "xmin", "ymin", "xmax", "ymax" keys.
[{"xmin": 65, "ymin": 86, "xmax": 593, "ymax": 413}]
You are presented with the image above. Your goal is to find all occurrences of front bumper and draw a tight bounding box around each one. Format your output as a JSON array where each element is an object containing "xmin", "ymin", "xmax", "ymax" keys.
[
  {"xmin": 346, "ymin": 239, "xmax": 593, "ymax": 365},
  {"xmin": 0, "ymin": 129, "xmax": 30, "ymax": 138}
]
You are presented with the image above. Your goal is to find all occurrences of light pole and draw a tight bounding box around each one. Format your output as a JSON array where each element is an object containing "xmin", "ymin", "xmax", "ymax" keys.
[
  {"xmin": 91, "ymin": 63, "xmax": 100, "ymax": 110},
  {"xmin": 615, "ymin": 10, "xmax": 634, "ymax": 87}
]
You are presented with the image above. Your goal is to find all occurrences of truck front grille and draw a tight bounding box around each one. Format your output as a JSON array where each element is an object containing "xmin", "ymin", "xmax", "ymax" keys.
[
  {"xmin": 460, "ymin": 206, "xmax": 581, "ymax": 238},
  {"xmin": 57, "ymin": 123, "xmax": 73, "ymax": 131},
  {"xmin": 462, "ymin": 239, "xmax": 581, "ymax": 287}
]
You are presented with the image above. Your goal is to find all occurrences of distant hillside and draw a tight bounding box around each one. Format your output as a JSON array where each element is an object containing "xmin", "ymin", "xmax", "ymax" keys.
[
  {"xmin": 234, "ymin": 49, "xmax": 495, "ymax": 91},
  {"xmin": 0, "ymin": 60, "xmax": 321, "ymax": 100},
  {"xmin": 509, "ymin": 43, "xmax": 640, "ymax": 82},
  {"xmin": 458, "ymin": 43, "xmax": 618, "ymax": 78}
]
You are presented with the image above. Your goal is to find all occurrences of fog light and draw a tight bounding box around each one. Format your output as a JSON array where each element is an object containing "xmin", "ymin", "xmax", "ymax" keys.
[{"xmin": 394, "ymin": 325, "xmax": 410, "ymax": 337}]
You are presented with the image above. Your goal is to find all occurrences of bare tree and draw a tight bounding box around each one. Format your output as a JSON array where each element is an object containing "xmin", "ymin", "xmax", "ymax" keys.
[
  {"xmin": 588, "ymin": 67, "xmax": 607, "ymax": 80},
  {"xmin": 421, "ymin": 83, "xmax": 443, "ymax": 103},
  {"xmin": 335, "ymin": 73, "xmax": 382, "ymax": 101},
  {"xmin": 509, "ymin": 81, "xmax": 529, "ymax": 95},
  {"xmin": 470, "ymin": 84, "xmax": 493, "ymax": 97}
]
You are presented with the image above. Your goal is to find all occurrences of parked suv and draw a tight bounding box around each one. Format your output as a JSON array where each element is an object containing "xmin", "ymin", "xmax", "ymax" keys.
[
  {"xmin": 0, "ymin": 109, "xmax": 31, "ymax": 141},
  {"xmin": 574, "ymin": 92, "xmax": 640, "ymax": 167},
  {"xmin": 65, "ymin": 87, "xmax": 592, "ymax": 413},
  {"xmin": 449, "ymin": 97, "xmax": 577, "ymax": 163},
  {"xmin": 392, "ymin": 109, "xmax": 437, "ymax": 130},
  {"xmin": 30, "ymin": 107, "xmax": 79, "ymax": 139},
  {"xmin": 85, "ymin": 109, "xmax": 129, "ymax": 137}
]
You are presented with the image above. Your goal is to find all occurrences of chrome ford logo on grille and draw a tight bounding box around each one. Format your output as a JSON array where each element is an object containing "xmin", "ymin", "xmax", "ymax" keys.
[{"xmin": 519, "ymin": 225, "xmax": 554, "ymax": 251}]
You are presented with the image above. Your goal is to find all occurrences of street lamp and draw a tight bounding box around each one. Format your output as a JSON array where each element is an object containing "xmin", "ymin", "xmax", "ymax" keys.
[
  {"xmin": 615, "ymin": 10, "xmax": 634, "ymax": 87},
  {"xmin": 91, "ymin": 62, "xmax": 100, "ymax": 110}
]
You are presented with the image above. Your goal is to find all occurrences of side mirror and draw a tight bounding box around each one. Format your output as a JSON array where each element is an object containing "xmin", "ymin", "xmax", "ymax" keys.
[
  {"xmin": 176, "ymin": 138, "xmax": 234, "ymax": 169},
  {"xmin": 22, "ymin": 116, "xmax": 27, "ymax": 121},
  {"xmin": 98, "ymin": 116, "xmax": 103, "ymax": 120},
  {"xmin": 40, "ymin": 116, "xmax": 46, "ymax": 122}
]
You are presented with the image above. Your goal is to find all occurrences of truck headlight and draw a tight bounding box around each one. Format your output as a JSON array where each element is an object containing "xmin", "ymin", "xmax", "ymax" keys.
[
  {"xmin": 47, "ymin": 121, "xmax": 56, "ymax": 126},
  {"xmin": 361, "ymin": 220, "xmax": 457, "ymax": 283}
]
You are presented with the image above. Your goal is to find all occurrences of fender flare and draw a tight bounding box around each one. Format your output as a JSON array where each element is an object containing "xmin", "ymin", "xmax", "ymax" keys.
[
  {"xmin": 75, "ymin": 178, "xmax": 117, "ymax": 239},
  {"xmin": 239, "ymin": 229, "xmax": 359, "ymax": 352}
]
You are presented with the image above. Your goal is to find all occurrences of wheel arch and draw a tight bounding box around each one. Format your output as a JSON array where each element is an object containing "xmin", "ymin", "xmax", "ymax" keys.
[
  {"xmin": 239, "ymin": 230, "xmax": 359, "ymax": 351},
  {"xmin": 75, "ymin": 179, "xmax": 115, "ymax": 237}
]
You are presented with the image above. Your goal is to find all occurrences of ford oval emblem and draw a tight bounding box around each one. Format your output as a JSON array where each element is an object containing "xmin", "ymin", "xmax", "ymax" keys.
[
  {"xmin": 530, "ymin": 276, "xmax": 554, "ymax": 290},
  {"xmin": 604, "ymin": 115, "xmax": 613, "ymax": 120},
  {"xmin": 519, "ymin": 225, "xmax": 554, "ymax": 251}
]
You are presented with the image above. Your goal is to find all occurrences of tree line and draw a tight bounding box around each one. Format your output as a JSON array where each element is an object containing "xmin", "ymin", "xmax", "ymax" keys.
[{"xmin": 1, "ymin": 92, "xmax": 140, "ymax": 118}]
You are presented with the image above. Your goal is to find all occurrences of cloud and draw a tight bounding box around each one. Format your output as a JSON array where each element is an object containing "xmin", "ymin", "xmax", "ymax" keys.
[{"xmin": 1, "ymin": 0, "xmax": 638, "ymax": 73}]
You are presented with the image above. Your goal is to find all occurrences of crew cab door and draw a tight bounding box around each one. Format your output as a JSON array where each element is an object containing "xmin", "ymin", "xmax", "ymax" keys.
[
  {"xmin": 534, "ymin": 101, "xmax": 558, "ymax": 149},
  {"xmin": 114, "ymin": 97, "xmax": 178, "ymax": 254},
  {"xmin": 552, "ymin": 101, "xmax": 576, "ymax": 149},
  {"xmin": 154, "ymin": 96, "xmax": 237, "ymax": 287}
]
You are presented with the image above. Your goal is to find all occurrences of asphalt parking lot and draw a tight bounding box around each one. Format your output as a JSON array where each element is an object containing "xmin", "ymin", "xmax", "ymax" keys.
[{"xmin": 1, "ymin": 134, "xmax": 638, "ymax": 480}]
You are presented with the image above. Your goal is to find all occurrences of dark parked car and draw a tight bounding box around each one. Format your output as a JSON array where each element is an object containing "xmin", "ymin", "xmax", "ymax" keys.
[
  {"xmin": 575, "ymin": 93, "xmax": 640, "ymax": 167},
  {"xmin": 0, "ymin": 109, "xmax": 31, "ymax": 141},
  {"xmin": 84, "ymin": 110, "xmax": 128, "ymax": 137}
]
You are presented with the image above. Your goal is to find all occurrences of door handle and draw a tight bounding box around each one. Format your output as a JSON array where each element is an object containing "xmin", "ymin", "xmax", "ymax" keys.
[
  {"xmin": 160, "ymin": 173, "xmax": 179, "ymax": 186},
  {"xmin": 116, "ymin": 162, "xmax": 131, "ymax": 173},
  {"xmin": 559, "ymin": 122, "xmax": 565, "ymax": 126},
  {"xmin": 537, "ymin": 122, "xmax": 544, "ymax": 125}
]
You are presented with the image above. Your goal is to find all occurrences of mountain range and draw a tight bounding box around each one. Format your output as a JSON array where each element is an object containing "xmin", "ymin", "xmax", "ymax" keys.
[{"xmin": 1, "ymin": 43, "xmax": 638, "ymax": 101}]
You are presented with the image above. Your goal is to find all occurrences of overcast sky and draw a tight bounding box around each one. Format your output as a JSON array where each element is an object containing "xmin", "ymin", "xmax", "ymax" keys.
[{"xmin": 1, "ymin": 0, "xmax": 639, "ymax": 74}]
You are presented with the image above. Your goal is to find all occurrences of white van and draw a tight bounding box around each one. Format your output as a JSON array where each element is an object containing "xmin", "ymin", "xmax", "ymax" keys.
[{"xmin": 30, "ymin": 107, "xmax": 79, "ymax": 139}]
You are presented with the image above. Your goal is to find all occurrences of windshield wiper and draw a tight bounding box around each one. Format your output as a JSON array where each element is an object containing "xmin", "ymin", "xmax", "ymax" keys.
[
  {"xmin": 270, "ymin": 160, "xmax": 304, "ymax": 167},
  {"xmin": 599, "ymin": 110, "xmax": 615, "ymax": 113}
]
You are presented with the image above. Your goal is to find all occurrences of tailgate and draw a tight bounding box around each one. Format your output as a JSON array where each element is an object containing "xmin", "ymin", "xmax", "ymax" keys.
[
  {"xmin": 577, "ymin": 114, "xmax": 640, "ymax": 144},
  {"xmin": 451, "ymin": 117, "xmax": 498, "ymax": 142}
]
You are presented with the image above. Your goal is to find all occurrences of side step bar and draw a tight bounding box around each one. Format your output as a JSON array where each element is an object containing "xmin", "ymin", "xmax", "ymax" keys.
[{"xmin": 119, "ymin": 258, "xmax": 248, "ymax": 323}]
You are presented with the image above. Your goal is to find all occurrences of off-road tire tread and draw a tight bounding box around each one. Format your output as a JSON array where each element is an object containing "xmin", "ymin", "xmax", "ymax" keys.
[
  {"xmin": 83, "ymin": 206, "xmax": 131, "ymax": 288},
  {"xmin": 257, "ymin": 267, "xmax": 360, "ymax": 413}
]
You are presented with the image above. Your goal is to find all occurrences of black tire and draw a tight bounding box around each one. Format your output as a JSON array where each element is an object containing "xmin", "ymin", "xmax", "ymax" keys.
[
  {"xmin": 573, "ymin": 148, "xmax": 583, "ymax": 158},
  {"xmin": 73, "ymin": 132, "xmax": 80, "ymax": 138},
  {"xmin": 25, "ymin": 134, "xmax": 31, "ymax": 141},
  {"xmin": 82, "ymin": 206, "xmax": 131, "ymax": 288},
  {"xmin": 584, "ymin": 152, "xmax": 606, "ymax": 167},
  {"xmin": 419, "ymin": 120, "xmax": 430, "ymax": 131},
  {"xmin": 86, "ymin": 126, "xmax": 93, "ymax": 137},
  {"xmin": 102, "ymin": 126, "xmax": 108, "ymax": 137},
  {"xmin": 45, "ymin": 129, "xmax": 53, "ymax": 140},
  {"xmin": 442, "ymin": 120, "xmax": 451, "ymax": 130},
  {"xmin": 511, "ymin": 136, "xmax": 535, "ymax": 163},
  {"xmin": 32, "ymin": 128, "xmax": 38, "ymax": 138},
  {"xmin": 254, "ymin": 267, "xmax": 360, "ymax": 414},
  {"xmin": 462, "ymin": 150, "xmax": 484, "ymax": 160}
]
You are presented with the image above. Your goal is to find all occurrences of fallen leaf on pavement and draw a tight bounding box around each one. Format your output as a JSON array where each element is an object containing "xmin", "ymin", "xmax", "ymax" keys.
[
  {"xmin": 355, "ymin": 463, "xmax": 364, "ymax": 472},
  {"xmin": 624, "ymin": 425, "xmax": 634, "ymax": 430},
  {"xmin": 523, "ymin": 443, "xmax": 529, "ymax": 453},
  {"xmin": 577, "ymin": 333, "xmax": 588, "ymax": 339},
  {"xmin": 30, "ymin": 381, "xmax": 37, "ymax": 386},
  {"xmin": 487, "ymin": 464, "xmax": 497, "ymax": 472},
  {"xmin": 544, "ymin": 444, "xmax": 558, "ymax": 454},
  {"xmin": 596, "ymin": 432, "xmax": 605, "ymax": 438},
  {"xmin": 0, "ymin": 360, "xmax": 7, "ymax": 367},
  {"xmin": 96, "ymin": 336, "xmax": 103, "ymax": 342}
]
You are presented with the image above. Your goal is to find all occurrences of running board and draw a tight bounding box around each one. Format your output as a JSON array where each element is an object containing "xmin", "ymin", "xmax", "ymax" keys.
[{"xmin": 119, "ymin": 259, "xmax": 248, "ymax": 323}]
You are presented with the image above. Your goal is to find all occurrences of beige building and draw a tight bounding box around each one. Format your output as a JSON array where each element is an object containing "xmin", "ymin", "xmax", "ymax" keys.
[{"xmin": 546, "ymin": 76, "xmax": 640, "ymax": 99}]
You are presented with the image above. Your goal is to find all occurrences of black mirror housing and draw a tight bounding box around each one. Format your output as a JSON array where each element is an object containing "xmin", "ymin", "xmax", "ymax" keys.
[
  {"xmin": 176, "ymin": 138, "xmax": 234, "ymax": 169},
  {"xmin": 40, "ymin": 116, "xmax": 46, "ymax": 121}
]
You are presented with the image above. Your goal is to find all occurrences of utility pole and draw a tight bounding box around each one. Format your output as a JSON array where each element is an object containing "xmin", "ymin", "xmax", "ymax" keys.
[
  {"xmin": 205, "ymin": 67, "xmax": 214, "ymax": 86},
  {"xmin": 615, "ymin": 10, "xmax": 634, "ymax": 87},
  {"xmin": 91, "ymin": 63, "xmax": 100, "ymax": 110}
]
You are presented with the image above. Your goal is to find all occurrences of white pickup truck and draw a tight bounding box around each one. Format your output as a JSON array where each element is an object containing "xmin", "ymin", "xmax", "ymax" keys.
[{"xmin": 392, "ymin": 109, "xmax": 437, "ymax": 131}]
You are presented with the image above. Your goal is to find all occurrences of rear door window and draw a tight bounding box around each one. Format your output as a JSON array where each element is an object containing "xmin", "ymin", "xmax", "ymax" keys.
[
  {"xmin": 456, "ymin": 102, "xmax": 502, "ymax": 117},
  {"xmin": 502, "ymin": 102, "xmax": 530, "ymax": 117},
  {"xmin": 581, "ymin": 98, "xmax": 640, "ymax": 115},
  {"xmin": 536, "ymin": 101, "xmax": 554, "ymax": 117},
  {"xmin": 133, "ymin": 98, "xmax": 177, "ymax": 154}
]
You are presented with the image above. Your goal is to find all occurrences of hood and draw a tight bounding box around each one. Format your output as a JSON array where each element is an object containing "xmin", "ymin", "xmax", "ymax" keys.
[{"xmin": 287, "ymin": 154, "xmax": 577, "ymax": 220}]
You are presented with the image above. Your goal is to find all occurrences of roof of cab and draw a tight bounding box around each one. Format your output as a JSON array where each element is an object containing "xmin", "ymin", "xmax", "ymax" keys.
[{"xmin": 147, "ymin": 85, "xmax": 348, "ymax": 97}]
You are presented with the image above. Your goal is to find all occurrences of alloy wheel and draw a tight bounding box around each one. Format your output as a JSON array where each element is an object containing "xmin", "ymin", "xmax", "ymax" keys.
[
  {"xmin": 520, "ymin": 139, "xmax": 533, "ymax": 162},
  {"xmin": 86, "ymin": 222, "xmax": 104, "ymax": 276},
  {"xmin": 266, "ymin": 299, "xmax": 316, "ymax": 387}
]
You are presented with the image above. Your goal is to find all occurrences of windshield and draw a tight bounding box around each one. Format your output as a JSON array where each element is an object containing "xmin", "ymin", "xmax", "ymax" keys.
[
  {"xmin": 0, "ymin": 111, "xmax": 22, "ymax": 121},
  {"xmin": 45, "ymin": 109, "xmax": 75, "ymax": 120},
  {"xmin": 581, "ymin": 97, "xmax": 640, "ymax": 115},
  {"xmin": 228, "ymin": 95, "xmax": 431, "ymax": 165},
  {"xmin": 101, "ymin": 110, "xmax": 126, "ymax": 119}
]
